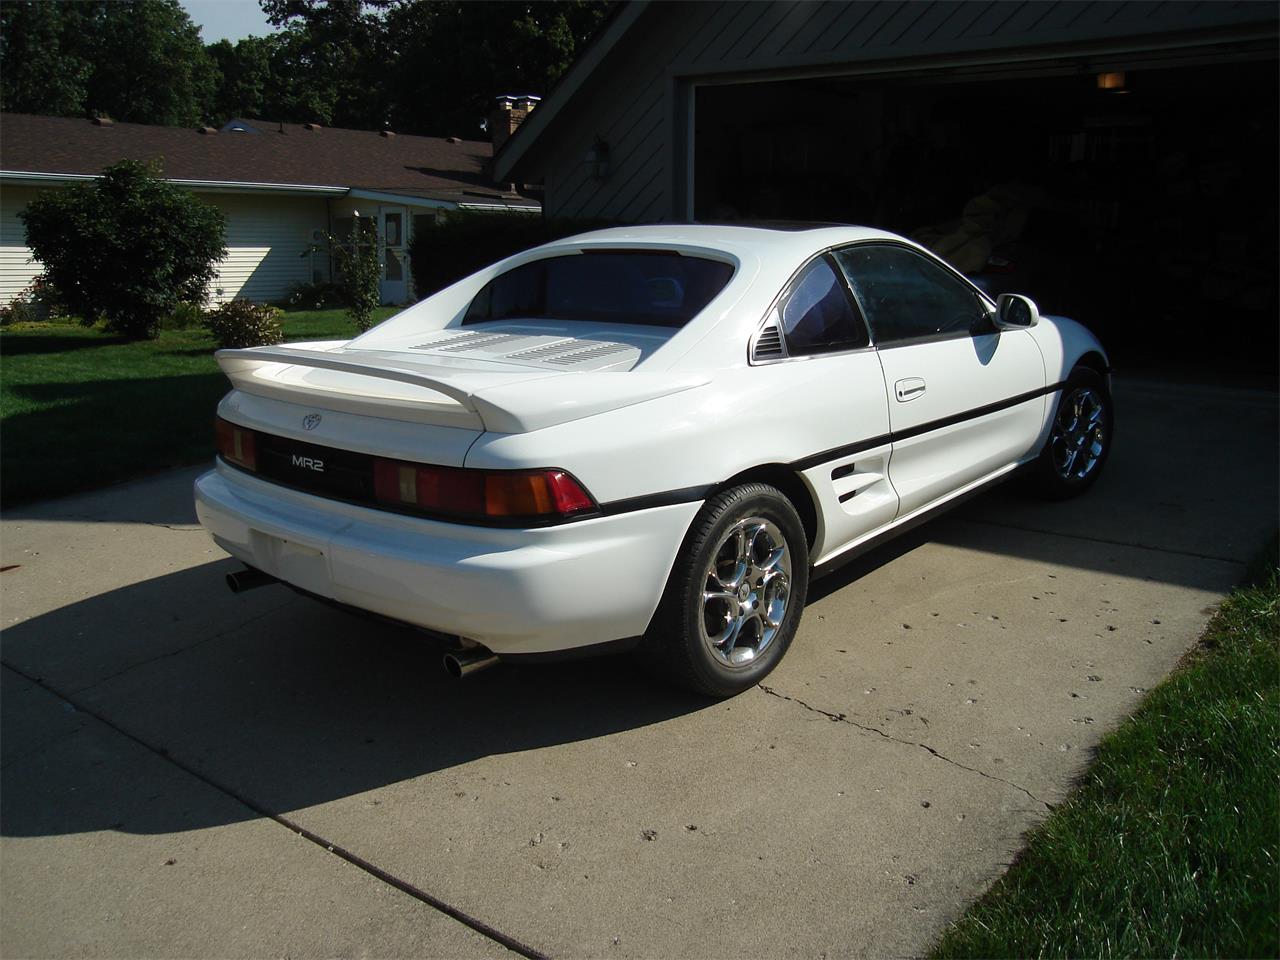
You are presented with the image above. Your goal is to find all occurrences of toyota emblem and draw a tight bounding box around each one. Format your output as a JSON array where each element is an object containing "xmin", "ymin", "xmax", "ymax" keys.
[{"xmin": 302, "ymin": 413, "xmax": 322, "ymax": 431}]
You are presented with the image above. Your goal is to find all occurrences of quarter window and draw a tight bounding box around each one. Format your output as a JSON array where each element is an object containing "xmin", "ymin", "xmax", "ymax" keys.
[
  {"xmin": 777, "ymin": 257, "xmax": 869, "ymax": 356},
  {"xmin": 833, "ymin": 245, "xmax": 989, "ymax": 346}
]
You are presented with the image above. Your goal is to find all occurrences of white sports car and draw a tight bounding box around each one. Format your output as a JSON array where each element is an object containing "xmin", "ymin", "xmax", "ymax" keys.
[{"xmin": 195, "ymin": 224, "xmax": 1112, "ymax": 696}]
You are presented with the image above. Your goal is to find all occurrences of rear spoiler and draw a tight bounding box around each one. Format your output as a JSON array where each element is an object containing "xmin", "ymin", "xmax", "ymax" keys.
[
  {"xmin": 216, "ymin": 345, "xmax": 481, "ymax": 410},
  {"xmin": 215, "ymin": 345, "xmax": 709, "ymax": 434}
]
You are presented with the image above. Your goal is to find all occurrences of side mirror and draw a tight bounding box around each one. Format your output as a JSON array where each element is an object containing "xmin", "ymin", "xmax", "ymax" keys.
[{"xmin": 995, "ymin": 293, "xmax": 1039, "ymax": 329}]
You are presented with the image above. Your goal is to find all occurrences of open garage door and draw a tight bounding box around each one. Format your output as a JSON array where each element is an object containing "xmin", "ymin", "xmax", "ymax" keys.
[{"xmin": 693, "ymin": 56, "xmax": 1278, "ymax": 378}]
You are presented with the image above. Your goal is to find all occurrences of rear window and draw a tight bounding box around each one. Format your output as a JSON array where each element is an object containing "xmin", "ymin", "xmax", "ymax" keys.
[{"xmin": 464, "ymin": 251, "xmax": 734, "ymax": 328}]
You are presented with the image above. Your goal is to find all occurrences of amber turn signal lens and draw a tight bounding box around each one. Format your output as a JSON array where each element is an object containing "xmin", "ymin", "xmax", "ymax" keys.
[
  {"xmin": 373, "ymin": 458, "xmax": 595, "ymax": 521},
  {"xmin": 215, "ymin": 417, "xmax": 257, "ymax": 471}
]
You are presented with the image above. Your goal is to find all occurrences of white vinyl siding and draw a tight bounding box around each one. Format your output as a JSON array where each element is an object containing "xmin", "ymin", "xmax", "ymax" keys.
[
  {"xmin": 0, "ymin": 186, "xmax": 44, "ymax": 304},
  {"xmin": 0, "ymin": 186, "xmax": 330, "ymax": 306},
  {"xmin": 208, "ymin": 194, "xmax": 330, "ymax": 303}
]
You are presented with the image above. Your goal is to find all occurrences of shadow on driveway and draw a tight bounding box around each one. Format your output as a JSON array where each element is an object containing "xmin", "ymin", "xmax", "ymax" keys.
[{"xmin": 1, "ymin": 560, "xmax": 711, "ymax": 839}]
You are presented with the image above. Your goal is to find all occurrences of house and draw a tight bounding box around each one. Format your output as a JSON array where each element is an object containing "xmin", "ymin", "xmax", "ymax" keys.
[
  {"xmin": 0, "ymin": 113, "xmax": 540, "ymax": 307},
  {"xmin": 491, "ymin": 1, "xmax": 1279, "ymax": 373}
]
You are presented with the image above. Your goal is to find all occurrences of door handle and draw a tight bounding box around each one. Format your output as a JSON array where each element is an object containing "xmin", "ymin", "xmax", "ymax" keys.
[{"xmin": 895, "ymin": 378, "xmax": 926, "ymax": 402}]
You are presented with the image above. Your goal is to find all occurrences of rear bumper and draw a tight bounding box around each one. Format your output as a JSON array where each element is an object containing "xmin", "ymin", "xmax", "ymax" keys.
[{"xmin": 194, "ymin": 464, "xmax": 699, "ymax": 655}]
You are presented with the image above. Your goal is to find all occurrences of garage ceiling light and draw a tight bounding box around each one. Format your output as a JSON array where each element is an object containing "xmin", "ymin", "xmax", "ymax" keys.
[{"xmin": 1096, "ymin": 71, "xmax": 1128, "ymax": 92}]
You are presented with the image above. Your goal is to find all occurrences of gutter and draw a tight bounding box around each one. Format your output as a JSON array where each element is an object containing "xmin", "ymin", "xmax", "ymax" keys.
[{"xmin": 0, "ymin": 170, "xmax": 348, "ymax": 197}]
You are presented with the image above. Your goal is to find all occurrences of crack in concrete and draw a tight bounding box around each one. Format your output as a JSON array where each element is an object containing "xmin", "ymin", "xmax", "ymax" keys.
[
  {"xmin": 757, "ymin": 683, "xmax": 1051, "ymax": 810},
  {"xmin": 0, "ymin": 660, "xmax": 550, "ymax": 960},
  {"xmin": 67, "ymin": 598, "xmax": 298, "ymax": 696},
  {"xmin": 957, "ymin": 517, "xmax": 1246, "ymax": 566}
]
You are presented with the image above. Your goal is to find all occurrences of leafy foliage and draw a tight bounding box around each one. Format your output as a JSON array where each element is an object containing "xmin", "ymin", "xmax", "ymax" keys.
[
  {"xmin": 203, "ymin": 300, "xmax": 285, "ymax": 348},
  {"xmin": 0, "ymin": 278, "xmax": 66, "ymax": 326},
  {"xmin": 328, "ymin": 220, "xmax": 382, "ymax": 332},
  {"xmin": 1, "ymin": 0, "xmax": 216, "ymax": 126},
  {"xmin": 381, "ymin": 1, "xmax": 610, "ymax": 138},
  {"xmin": 0, "ymin": 2, "xmax": 92, "ymax": 117},
  {"xmin": 408, "ymin": 210, "xmax": 616, "ymax": 298},
  {"xmin": 20, "ymin": 160, "xmax": 227, "ymax": 339},
  {"xmin": 281, "ymin": 281, "xmax": 348, "ymax": 311},
  {"xmin": 1, "ymin": 0, "xmax": 610, "ymax": 136},
  {"xmin": 161, "ymin": 301, "xmax": 209, "ymax": 331}
]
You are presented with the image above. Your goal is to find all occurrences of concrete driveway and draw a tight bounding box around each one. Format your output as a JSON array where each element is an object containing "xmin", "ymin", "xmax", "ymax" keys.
[{"xmin": 2, "ymin": 378, "xmax": 1275, "ymax": 959}]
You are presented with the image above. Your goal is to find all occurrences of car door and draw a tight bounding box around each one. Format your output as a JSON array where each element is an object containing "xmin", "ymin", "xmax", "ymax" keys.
[
  {"xmin": 833, "ymin": 243, "xmax": 1046, "ymax": 518},
  {"xmin": 754, "ymin": 254, "xmax": 900, "ymax": 565}
]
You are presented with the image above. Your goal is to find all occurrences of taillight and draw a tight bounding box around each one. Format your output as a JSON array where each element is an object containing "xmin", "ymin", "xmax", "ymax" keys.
[
  {"xmin": 215, "ymin": 417, "xmax": 257, "ymax": 471},
  {"xmin": 373, "ymin": 458, "xmax": 596, "ymax": 522}
]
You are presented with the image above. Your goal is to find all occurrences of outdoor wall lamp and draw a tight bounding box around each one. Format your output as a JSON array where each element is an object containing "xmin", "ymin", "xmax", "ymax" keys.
[{"xmin": 586, "ymin": 138, "xmax": 610, "ymax": 180}]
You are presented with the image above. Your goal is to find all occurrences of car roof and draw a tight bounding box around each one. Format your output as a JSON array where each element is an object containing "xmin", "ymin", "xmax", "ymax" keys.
[{"xmin": 539, "ymin": 222, "xmax": 902, "ymax": 259}]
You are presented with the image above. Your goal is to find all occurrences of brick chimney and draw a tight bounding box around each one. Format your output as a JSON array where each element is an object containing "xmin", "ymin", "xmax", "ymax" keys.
[{"xmin": 489, "ymin": 94, "xmax": 541, "ymax": 151}]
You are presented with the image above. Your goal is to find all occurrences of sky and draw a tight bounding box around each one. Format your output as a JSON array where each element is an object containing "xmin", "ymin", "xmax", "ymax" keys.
[{"xmin": 181, "ymin": 0, "xmax": 279, "ymax": 44}]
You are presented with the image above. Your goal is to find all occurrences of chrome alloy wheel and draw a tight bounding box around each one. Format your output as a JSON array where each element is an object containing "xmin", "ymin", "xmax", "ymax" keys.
[
  {"xmin": 1050, "ymin": 386, "xmax": 1107, "ymax": 482},
  {"xmin": 700, "ymin": 517, "xmax": 792, "ymax": 668}
]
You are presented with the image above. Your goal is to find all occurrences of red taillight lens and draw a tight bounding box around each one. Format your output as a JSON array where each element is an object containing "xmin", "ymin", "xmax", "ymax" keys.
[
  {"xmin": 215, "ymin": 417, "xmax": 257, "ymax": 471},
  {"xmin": 373, "ymin": 459, "xmax": 595, "ymax": 521}
]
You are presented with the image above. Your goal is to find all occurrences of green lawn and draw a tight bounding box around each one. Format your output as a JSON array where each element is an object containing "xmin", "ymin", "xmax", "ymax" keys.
[
  {"xmin": 933, "ymin": 542, "xmax": 1280, "ymax": 959},
  {"xmin": 0, "ymin": 308, "xmax": 399, "ymax": 504}
]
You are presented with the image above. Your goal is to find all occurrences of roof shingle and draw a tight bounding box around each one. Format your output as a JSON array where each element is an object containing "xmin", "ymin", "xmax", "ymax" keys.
[{"xmin": 0, "ymin": 113, "xmax": 536, "ymax": 205}]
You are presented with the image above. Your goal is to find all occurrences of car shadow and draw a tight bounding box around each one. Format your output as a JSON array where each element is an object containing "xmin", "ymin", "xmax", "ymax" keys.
[{"xmin": 0, "ymin": 558, "xmax": 710, "ymax": 840}]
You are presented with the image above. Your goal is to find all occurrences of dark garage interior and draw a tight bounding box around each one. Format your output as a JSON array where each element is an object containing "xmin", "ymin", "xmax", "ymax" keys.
[{"xmin": 694, "ymin": 56, "xmax": 1279, "ymax": 379}]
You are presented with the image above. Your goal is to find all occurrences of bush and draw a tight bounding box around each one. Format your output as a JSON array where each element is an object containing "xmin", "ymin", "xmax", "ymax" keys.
[
  {"xmin": 281, "ymin": 281, "xmax": 346, "ymax": 311},
  {"xmin": 0, "ymin": 277, "xmax": 66, "ymax": 325},
  {"xmin": 328, "ymin": 220, "xmax": 381, "ymax": 332},
  {"xmin": 19, "ymin": 159, "xmax": 227, "ymax": 339},
  {"xmin": 161, "ymin": 301, "xmax": 207, "ymax": 330},
  {"xmin": 203, "ymin": 300, "xmax": 284, "ymax": 349},
  {"xmin": 407, "ymin": 210, "xmax": 617, "ymax": 299}
]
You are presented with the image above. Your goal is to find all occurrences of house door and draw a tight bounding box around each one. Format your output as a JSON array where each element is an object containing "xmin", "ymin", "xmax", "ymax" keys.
[{"xmin": 379, "ymin": 207, "xmax": 408, "ymax": 304}]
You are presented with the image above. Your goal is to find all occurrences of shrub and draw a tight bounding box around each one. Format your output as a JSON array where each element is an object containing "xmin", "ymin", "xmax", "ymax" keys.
[
  {"xmin": 203, "ymin": 299, "xmax": 284, "ymax": 349},
  {"xmin": 329, "ymin": 220, "xmax": 381, "ymax": 332},
  {"xmin": 19, "ymin": 159, "xmax": 226, "ymax": 339},
  {"xmin": 407, "ymin": 210, "xmax": 617, "ymax": 300},
  {"xmin": 281, "ymin": 281, "xmax": 346, "ymax": 311},
  {"xmin": 161, "ymin": 301, "xmax": 207, "ymax": 330},
  {"xmin": 0, "ymin": 277, "xmax": 66, "ymax": 325}
]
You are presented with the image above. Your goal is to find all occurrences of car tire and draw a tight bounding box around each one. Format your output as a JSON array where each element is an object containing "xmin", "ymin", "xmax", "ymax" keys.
[
  {"xmin": 640, "ymin": 483, "xmax": 810, "ymax": 698},
  {"xmin": 1030, "ymin": 366, "xmax": 1113, "ymax": 500}
]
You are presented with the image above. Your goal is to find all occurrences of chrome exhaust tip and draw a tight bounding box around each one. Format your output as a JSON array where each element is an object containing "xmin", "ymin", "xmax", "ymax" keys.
[
  {"xmin": 443, "ymin": 646, "xmax": 499, "ymax": 679},
  {"xmin": 225, "ymin": 566, "xmax": 277, "ymax": 594}
]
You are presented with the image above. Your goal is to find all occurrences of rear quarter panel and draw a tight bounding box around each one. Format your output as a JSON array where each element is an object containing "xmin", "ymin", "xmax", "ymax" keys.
[{"xmin": 464, "ymin": 354, "xmax": 891, "ymax": 523}]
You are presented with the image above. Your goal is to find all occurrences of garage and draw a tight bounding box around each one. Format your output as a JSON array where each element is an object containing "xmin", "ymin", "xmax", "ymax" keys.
[{"xmin": 692, "ymin": 55, "xmax": 1278, "ymax": 375}]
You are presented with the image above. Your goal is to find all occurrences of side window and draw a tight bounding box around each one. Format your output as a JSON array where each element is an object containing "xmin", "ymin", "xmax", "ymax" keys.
[
  {"xmin": 777, "ymin": 256, "xmax": 869, "ymax": 356},
  {"xmin": 833, "ymin": 245, "xmax": 989, "ymax": 346}
]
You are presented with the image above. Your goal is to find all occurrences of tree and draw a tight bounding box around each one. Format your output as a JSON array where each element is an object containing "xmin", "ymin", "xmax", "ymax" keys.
[
  {"xmin": 84, "ymin": 1, "xmax": 217, "ymax": 125},
  {"xmin": 0, "ymin": 0, "xmax": 216, "ymax": 125},
  {"xmin": 20, "ymin": 160, "xmax": 227, "ymax": 339},
  {"xmin": 208, "ymin": 36, "xmax": 275, "ymax": 121},
  {"xmin": 383, "ymin": 1, "xmax": 610, "ymax": 138},
  {"xmin": 258, "ymin": 0, "xmax": 610, "ymax": 137},
  {"xmin": 260, "ymin": 0, "xmax": 390, "ymax": 128},
  {"xmin": 0, "ymin": 2, "xmax": 94, "ymax": 117},
  {"xmin": 328, "ymin": 218, "xmax": 381, "ymax": 331}
]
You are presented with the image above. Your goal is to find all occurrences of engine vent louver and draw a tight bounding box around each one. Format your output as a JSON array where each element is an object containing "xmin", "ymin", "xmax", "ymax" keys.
[
  {"xmin": 545, "ymin": 344, "xmax": 632, "ymax": 365},
  {"xmin": 435, "ymin": 333, "xmax": 526, "ymax": 352},
  {"xmin": 506, "ymin": 340, "xmax": 578, "ymax": 360},
  {"xmin": 752, "ymin": 321, "xmax": 784, "ymax": 361},
  {"xmin": 410, "ymin": 331, "xmax": 487, "ymax": 350}
]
